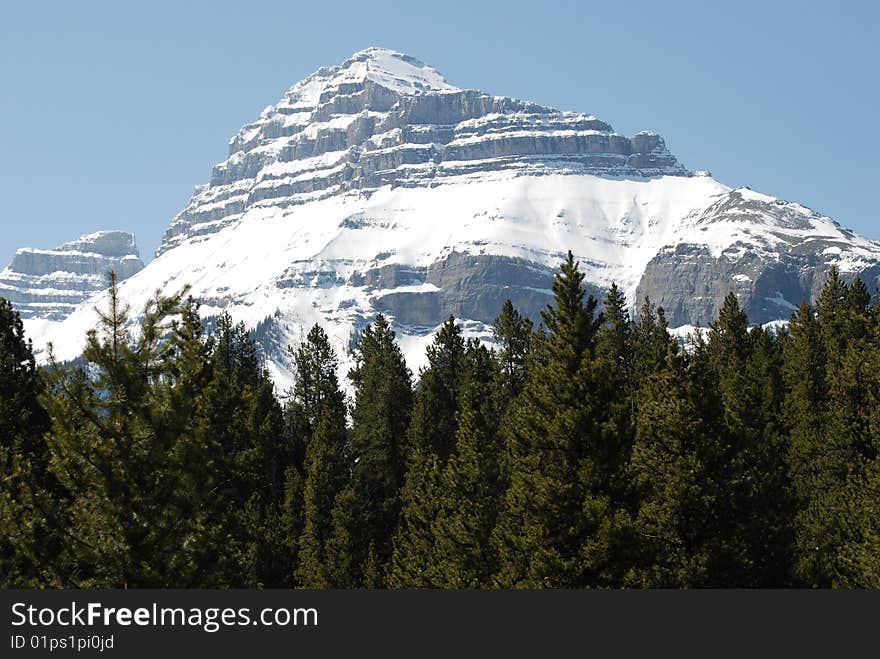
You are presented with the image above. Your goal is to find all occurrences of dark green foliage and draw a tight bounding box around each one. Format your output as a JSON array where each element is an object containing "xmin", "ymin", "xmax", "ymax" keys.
[
  {"xmin": 431, "ymin": 342, "xmax": 504, "ymax": 587},
  {"xmin": 407, "ymin": 316, "xmax": 466, "ymax": 460},
  {"xmin": 492, "ymin": 251, "xmax": 609, "ymax": 587},
  {"xmin": 291, "ymin": 324, "xmax": 351, "ymax": 588},
  {"xmin": 840, "ymin": 297, "xmax": 880, "ymax": 586},
  {"xmin": 194, "ymin": 311, "xmax": 287, "ymax": 587},
  {"xmin": 702, "ymin": 293, "xmax": 792, "ymax": 585},
  {"xmin": 593, "ymin": 283, "xmax": 635, "ymax": 505},
  {"xmin": 0, "ymin": 298, "xmax": 50, "ymax": 466},
  {"xmin": 492, "ymin": 300, "xmax": 533, "ymax": 405},
  {"xmin": 389, "ymin": 318, "xmax": 467, "ymax": 587},
  {"xmin": 387, "ymin": 451, "xmax": 442, "ymax": 587},
  {"xmin": 784, "ymin": 273, "xmax": 878, "ymax": 587},
  {"xmin": 0, "ymin": 297, "xmax": 52, "ymax": 587},
  {"xmin": 2, "ymin": 258, "xmax": 878, "ymax": 589},
  {"xmin": 632, "ymin": 297, "xmax": 673, "ymax": 387},
  {"xmin": 783, "ymin": 301, "xmax": 835, "ymax": 585},
  {"xmin": 39, "ymin": 276, "xmax": 216, "ymax": 587},
  {"xmin": 348, "ymin": 315, "xmax": 413, "ymax": 585},
  {"xmin": 627, "ymin": 346, "xmax": 711, "ymax": 587}
]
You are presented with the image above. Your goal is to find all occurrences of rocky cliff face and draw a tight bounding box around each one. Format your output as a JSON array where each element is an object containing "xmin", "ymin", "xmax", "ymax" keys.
[
  {"xmin": 24, "ymin": 48, "xmax": 880, "ymax": 388},
  {"xmin": 1, "ymin": 231, "xmax": 144, "ymax": 320},
  {"xmin": 634, "ymin": 188, "xmax": 880, "ymax": 325}
]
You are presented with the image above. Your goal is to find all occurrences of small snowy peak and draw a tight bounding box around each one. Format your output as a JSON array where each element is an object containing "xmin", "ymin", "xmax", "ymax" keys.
[
  {"xmin": 58, "ymin": 230, "xmax": 140, "ymax": 259},
  {"xmin": 340, "ymin": 47, "xmax": 458, "ymax": 95},
  {"xmin": 1, "ymin": 231, "xmax": 144, "ymax": 321},
  {"xmin": 687, "ymin": 188, "xmax": 876, "ymax": 253},
  {"xmin": 278, "ymin": 47, "xmax": 456, "ymax": 113}
]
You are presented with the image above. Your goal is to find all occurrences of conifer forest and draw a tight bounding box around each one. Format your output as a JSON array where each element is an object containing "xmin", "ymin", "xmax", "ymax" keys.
[{"xmin": 2, "ymin": 254, "xmax": 879, "ymax": 589}]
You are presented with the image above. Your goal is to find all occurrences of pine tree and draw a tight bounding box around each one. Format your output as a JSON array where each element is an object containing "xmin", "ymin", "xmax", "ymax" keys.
[
  {"xmin": 323, "ymin": 486, "xmax": 358, "ymax": 589},
  {"xmin": 744, "ymin": 325, "xmax": 795, "ymax": 584},
  {"xmin": 838, "ymin": 292, "xmax": 880, "ymax": 586},
  {"xmin": 783, "ymin": 273, "xmax": 878, "ymax": 587},
  {"xmin": 192, "ymin": 311, "xmax": 287, "ymax": 586},
  {"xmin": 348, "ymin": 314, "xmax": 413, "ymax": 585},
  {"xmin": 844, "ymin": 277, "xmax": 872, "ymax": 342},
  {"xmin": 783, "ymin": 301, "xmax": 839, "ymax": 586},
  {"xmin": 407, "ymin": 316, "xmax": 466, "ymax": 460},
  {"xmin": 593, "ymin": 283, "xmax": 635, "ymax": 502},
  {"xmin": 281, "ymin": 465, "xmax": 305, "ymax": 585},
  {"xmin": 0, "ymin": 298, "xmax": 50, "ymax": 468},
  {"xmin": 389, "ymin": 318, "xmax": 468, "ymax": 587},
  {"xmin": 632, "ymin": 297, "xmax": 673, "ymax": 388},
  {"xmin": 816, "ymin": 276, "xmax": 875, "ymax": 587},
  {"xmin": 703, "ymin": 292, "xmax": 790, "ymax": 585},
  {"xmin": 492, "ymin": 251, "xmax": 608, "ymax": 587},
  {"xmin": 816, "ymin": 265, "xmax": 850, "ymax": 357},
  {"xmin": 704, "ymin": 293, "xmax": 755, "ymax": 582},
  {"xmin": 387, "ymin": 451, "xmax": 443, "ymax": 587},
  {"xmin": 628, "ymin": 345, "xmax": 711, "ymax": 587},
  {"xmin": 289, "ymin": 324, "xmax": 346, "ymax": 433},
  {"xmin": 0, "ymin": 297, "xmax": 53, "ymax": 586},
  {"xmin": 293, "ymin": 325, "xmax": 351, "ymax": 588},
  {"xmin": 492, "ymin": 300, "xmax": 533, "ymax": 405},
  {"xmin": 41, "ymin": 275, "xmax": 219, "ymax": 587},
  {"xmin": 431, "ymin": 342, "xmax": 503, "ymax": 587}
]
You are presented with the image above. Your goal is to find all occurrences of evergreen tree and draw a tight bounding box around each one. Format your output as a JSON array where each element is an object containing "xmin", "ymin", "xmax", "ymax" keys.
[
  {"xmin": 784, "ymin": 276, "xmax": 877, "ymax": 587},
  {"xmin": 816, "ymin": 266, "xmax": 850, "ymax": 357},
  {"xmin": 390, "ymin": 317, "xmax": 468, "ymax": 586},
  {"xmin": 348, "ymin": 314, "xmax": 413, "ymax": 585},
  {"xmin": 743, "ymin": 325, "xmax": 795, "ymax": 584},
  {"xmin": 838, "ymin": 293, "xmax": 880, "ymax": 586},
  {"xmin": 0, "ymin": 297, "xmax": 53, "ymax": 586},
  {"xmin": 431, "ymin": 342, "xmax": 503, "ymax": 587},
  {"xmin": 292, "ymin": 325, "xmax": 351, "ymax": 588},
  {"xmin": 492, "ymin": 300, "xmax": 533, "ymax": 405},
  {"xmin": 9, "ymin": 256, "xmax": 880, "ymax": 590},
  {"xmin": 281, "ymin": 465, "xmax": 305, "ymax": 585},
  {"xmin": 387, "ymin": 451, "xmax": 443, "ymax": 587},
  {"xmin": 407, "ymin": 317, "xmax": 466, "ymax": 460},
  {"xmin": 593, "ymin": 283, "xmax": 635, "ymax": 503},
  {"xmin": 41, "ymin": 275, "xmax": 217, "ymax": 587},
  {"xmin": 704, "ymin": 292, "xmax": 790, "ymax": 585},
  {"xmin": 632, "ymin": 298, "xmax": 673, "ymax": 387},
  {"xmin": 783, "ymin": 301, "xmax": 839, "ymax": 586},
  {"xmin": 628, "ymin": 345, "xmax": 711, "ymax": 587},
  {"xmin": 0, "ymin": 298, "xmax": 50, "ymax": 468},
  {"xmin": 492, "ymin": 251, "xmax": 610, "ymax": 587},
  {"xmin": 704, "ymin": 294, "xmax": 755, "ymax": 582},
  {"xmin": 194, "ymin": 312, "xmax": 287, "ymax": 586},
  {"xmin": 811, "ymin": 276, "xmax": 875, "ymax": 586}
]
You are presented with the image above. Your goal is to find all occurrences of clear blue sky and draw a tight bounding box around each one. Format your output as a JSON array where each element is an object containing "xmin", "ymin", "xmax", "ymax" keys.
[{"xmin": 1, "ymin": 0, "xmax": 877, "ymax": 265}]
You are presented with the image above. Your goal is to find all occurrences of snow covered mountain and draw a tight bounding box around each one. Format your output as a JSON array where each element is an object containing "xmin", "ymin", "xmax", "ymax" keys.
[
  {"xmin": 22, "ymin": 47, "xmax": 880, "ymax": 387},
  {"xmin": 1, "ymin": 231, "xmax": 143, "ymax": 322}
]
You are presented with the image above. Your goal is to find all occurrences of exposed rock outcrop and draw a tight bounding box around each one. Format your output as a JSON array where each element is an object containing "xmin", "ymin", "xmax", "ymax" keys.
[
  {"xmin": 0, "ymin": 231, "xmax": 144, "ymax": 320},
  {"xmin": 635, "ymin": 189, "xmax": 880, "ymax": 325}
]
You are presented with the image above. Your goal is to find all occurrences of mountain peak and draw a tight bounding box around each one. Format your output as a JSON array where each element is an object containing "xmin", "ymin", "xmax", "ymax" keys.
[
  {"xmin": 163, "ymin": 48, "xmax": 689, "ymax": 257},
  {"xmin": 338, "ymin": 46, "xmax": 457, "ymax": 95},
  {"xmin": 279, "ymin": 47, "xmax": 457, "ymax": 108}
]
